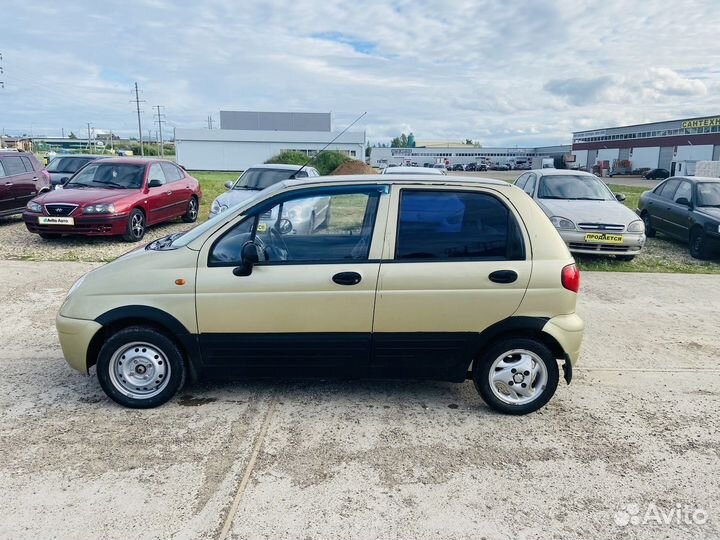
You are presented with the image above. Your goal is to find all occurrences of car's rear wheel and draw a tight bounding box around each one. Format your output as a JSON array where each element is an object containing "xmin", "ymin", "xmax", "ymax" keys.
[
  {"xmin": 641, "ymin": 212, "xmax": 655, "ymax": 237},
  {"xmin": 690, "ymin": 227, "xmax": 711, "ymax": 260},
  {"xmin": 39, "ymin": 233, "xmax": 61, "ymax": 240},
  {"xmin": 182, "ymin": 196, "xmax": 199, "ymax": 223},
  {"xmin": 473, "ymin": 338, "xmax": 559, "ymax": 415},
  {"xmin": 123, "ymin": 209, "xmax": 146, "ymax": 242},
  {"xmin": 96, "ymin": 327, "xmax": 185, "ymax": 408}
]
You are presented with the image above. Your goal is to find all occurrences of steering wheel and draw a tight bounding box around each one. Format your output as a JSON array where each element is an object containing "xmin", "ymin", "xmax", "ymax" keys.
[{"xmin": 268, "ymin": 225, "xmax": 290, "ymax": 260}]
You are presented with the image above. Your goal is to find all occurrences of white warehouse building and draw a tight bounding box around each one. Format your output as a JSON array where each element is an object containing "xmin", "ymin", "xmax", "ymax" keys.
[{"xmin": 175, "ymin": 111, "xmax": 365, "ymax": 171}]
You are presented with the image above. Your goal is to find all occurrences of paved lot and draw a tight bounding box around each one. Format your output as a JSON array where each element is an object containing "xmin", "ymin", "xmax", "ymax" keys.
[{"xmin": 1, "ymin": 260, "xmax": 719, "ymax": 540}]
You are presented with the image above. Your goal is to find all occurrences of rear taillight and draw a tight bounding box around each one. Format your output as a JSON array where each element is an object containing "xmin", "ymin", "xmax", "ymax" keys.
[{"xmin": 561, "ymin": 263, "xmax": 580, "ymax": 293}]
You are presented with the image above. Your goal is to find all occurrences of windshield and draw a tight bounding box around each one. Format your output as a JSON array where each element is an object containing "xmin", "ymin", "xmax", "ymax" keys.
[
  {"xmin": 65, "ymin": 163, "xmax": 145, "ymax": 189},
  {"xmin": 538, "ymin": 174, "xmax": 614, "ymax": 200},
  {"xmin": 233, "ymin": 168, "xmax": 299, "ymax": 191},
  {"xmin": 696, "ymin": 183, "xmax": 720, "ymax": 207},
  {"xmin": 47, "ymin": 157, "xmax": 95, "ymax": 173},
  {"xmin": 169, "ymin": 182, "xmax": 286, "ymax": 248}
]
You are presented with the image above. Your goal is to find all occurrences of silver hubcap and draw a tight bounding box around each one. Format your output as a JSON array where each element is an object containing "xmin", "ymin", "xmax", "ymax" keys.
[
  {"xmin": 188, "ymin": 199, "xmax": 197, "ymax": 219},
  {"xmin": 489, "ymin": 349, "xmax": 548, "ymax": 405},
  {"xmin": 108, "ymin": 341, "xmax": 170, "ymax": 399},
  {"xmin": 131, "ymin": 213, "xmax": 144, "ymax": 237}
]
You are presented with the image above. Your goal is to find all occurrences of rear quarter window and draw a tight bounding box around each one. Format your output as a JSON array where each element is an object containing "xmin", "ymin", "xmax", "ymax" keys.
[{"xmin": 395, "ymin": 190, "xmax": 525, "ymax": 261}]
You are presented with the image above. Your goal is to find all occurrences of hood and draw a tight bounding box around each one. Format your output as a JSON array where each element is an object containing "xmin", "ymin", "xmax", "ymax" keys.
[
  {"xmin": 214, "ymin": 188, "xmax": 261, "ymax": 208},
  {"xmin": 697, "ymin": 207, "xmax": 720, "ymax": 221},
  {"xmin": 537, "ymin": 198, "xmax": 640, "ymax": 226},
  {"xmin": 33, "ymin": 187, "xmax": 139, "ymax": 206}
]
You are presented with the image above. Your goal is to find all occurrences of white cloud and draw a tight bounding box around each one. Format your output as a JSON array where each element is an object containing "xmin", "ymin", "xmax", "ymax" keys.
[{"xmin": 1, "ymin": 0, "xmax": 720, "ymax": 145}]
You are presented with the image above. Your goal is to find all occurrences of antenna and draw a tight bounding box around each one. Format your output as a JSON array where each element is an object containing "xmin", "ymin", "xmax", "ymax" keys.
[{"xmin": 290, "ymin": 112, "xmax": 367, "ymax": 178}]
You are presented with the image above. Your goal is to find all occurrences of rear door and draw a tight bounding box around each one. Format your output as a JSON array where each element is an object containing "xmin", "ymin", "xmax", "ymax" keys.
[
  {"xmin": 371, "ymin": 186, "xmax": 531, "ymax": 381},
  {"xmin": 651, "ymin": 178, "xmax": 681, "ymax": 237},
  {"xmin": 0, "ymin": 160, "xmax": 12, "ymax": 213},
  {"xmin": 15, "ymin": 156, "xmax": 42, "ymax": 206},
  {"xmin": 161, "ymin": 162, "xmax": 190, "ymax": 217},
  {"xmin": 1, "ymin": 155, "xmax": 34, "ymax": 210}
]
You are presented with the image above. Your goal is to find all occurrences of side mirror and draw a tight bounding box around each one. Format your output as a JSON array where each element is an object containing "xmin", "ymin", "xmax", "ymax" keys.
[
  {"xmin": 233, "ymin": 242, "xmax": 260, "ymax": 276},
  {"xmin": 148, "ymin": 178, "xmax": 164, "ymax": 188},
  {"xmin": 224, "ymin": 181, "xmax": 234, "ymax": 190},
  {"xmin": 615, "ymin": 193, "xmax": 626, "ymax": 202},
  {"xmin": 278, "ymin": 218, "xmax": 293, "ymax": 235},
  {"xmin": 676, "ymin": 197, "xmax": 691, "ymax": 207}
]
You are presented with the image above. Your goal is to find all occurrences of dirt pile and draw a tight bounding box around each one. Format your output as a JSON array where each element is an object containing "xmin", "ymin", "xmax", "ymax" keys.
[{"xmin": 329, "ymin": 161, "xmax": 377, "ymax": 175}]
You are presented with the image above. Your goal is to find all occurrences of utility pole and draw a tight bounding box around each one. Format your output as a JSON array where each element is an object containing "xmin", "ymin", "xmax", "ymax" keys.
[
  {"xmin": 132, "ymin": 82, "xmax": 145, "ymax": 156},
  {"xmin": 87, "ymin": 123, "xmax": 93, "ymax": 153},
  {"xmin": 207, "ymin": 114, "xmax": 214, "ymax": 129},
  {"xmin": 0, "ymin": 52, "xmax": 4, "ymax": 89},
  {"xmin": 154, "ymin": 105, "xmax": 165, "ymax": 157}
]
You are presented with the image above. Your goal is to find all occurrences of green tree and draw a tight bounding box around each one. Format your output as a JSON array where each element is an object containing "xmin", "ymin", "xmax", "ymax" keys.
[
  {"xmin": 264, "ymin": 150, "xmax": 350, "ymax": 176},
  {"xmin": 407, "ymin": 133, "xmax": 416, "ymax": 148},
  {"xmin": 390, "ymin": 136, "xmax": 401, "ymax": 147},
  {"xmin": 399, "ymin": 133, "xmax": 408, "ymax": 147},
  {"xmin": 264, "ymin": 151, "xmax": 308, "ymax": 167}
]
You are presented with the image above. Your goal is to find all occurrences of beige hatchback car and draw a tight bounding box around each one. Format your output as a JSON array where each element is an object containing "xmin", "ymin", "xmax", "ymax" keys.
[{"xmin": 57, "ymin": 175, "xmax": 584, "ymax": 414}]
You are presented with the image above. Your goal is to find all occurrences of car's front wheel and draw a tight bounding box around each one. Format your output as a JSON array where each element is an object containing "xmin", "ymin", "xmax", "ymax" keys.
[
  {"xmin": 690, "ymin": 228, "xmax": 712, "ymax": 260},
  {"xmin": 473, "ymin": 338, "xmax": 559, "ymax": 415},
  {"xmin": 96, "ymin": 327, "xmax": 186, "ymax": 408},
  {"xmin": 123, "ymin": 209, "xmax": 146, "ymax": 242},
  {"xmin": 641, "ymin": 212, "xmax": 655, "ymax": 237}
]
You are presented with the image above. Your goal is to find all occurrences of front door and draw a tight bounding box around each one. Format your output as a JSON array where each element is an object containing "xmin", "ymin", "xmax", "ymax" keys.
[
  {"xmin": 14, "ymin": 156, "xmax": 41, "ymax": 206},
  {"xmin": 371, "ymin": 186, "xmax": 532, "ymax": 381},
  {"xmin": 664, "ymin": 180, "xmax": 694, "ymax": 240},
  {"xmin": 195, "ymin": 184, "xmax": 390, "ymax": 377}
]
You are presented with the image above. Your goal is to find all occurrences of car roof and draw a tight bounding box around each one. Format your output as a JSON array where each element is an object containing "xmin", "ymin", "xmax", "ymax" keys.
[
  {"xmin": 79, "ymin": 157, "xmax": 174, "ymax": 166},
  {"xmin": 670, "ymin": 176, "xmax": 720, "ymax": 183},
  {"xmin": 49, "ymin": 154, "xmax": 105, "ymax": 159},
  {"xmin": 383, "ymin": 166, "xmax": 444, "ymax": 175},
  {"xmin": 530, "ymin": 168, "xmax": 596, "ymax": 177},
  {"xmin": 278, "ymin": 174, "xmax": 509, "ymax": 190},
  {"xmin": 246, "ymin": 163, "xmax": 316, "ymax": 171}
]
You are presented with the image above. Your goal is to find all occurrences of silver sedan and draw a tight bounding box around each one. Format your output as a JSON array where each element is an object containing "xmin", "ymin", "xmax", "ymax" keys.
[{"xmin": 515, "ymin": 169, "xmax": 646, "ymax": 261}]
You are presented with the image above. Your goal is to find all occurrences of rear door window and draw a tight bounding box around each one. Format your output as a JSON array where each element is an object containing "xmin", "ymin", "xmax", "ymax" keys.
[
  {"xmin": 0, "ymin": 161, "xmax": 6, "ymax": 177},
  {"xmin": 20, "ymin": 157, "xmax": 35, "ymax": 172},
  {"xmin": 160, "ymin": 162, "xmax": 183, "ymax": 182},
  {"xmin": 523, "ymin": 174, "xmax": 537, "ymax": 196},
  {"xmin": 657, "ymin": 179, "xmax": 680, "ymax": 199},
  {"xmin": 1, "ymin": 156, "xmax": 27, "ymax": 176},
  {"xmin": 395, "ymin": 190, "xmax": 525, "ymax": 261}
]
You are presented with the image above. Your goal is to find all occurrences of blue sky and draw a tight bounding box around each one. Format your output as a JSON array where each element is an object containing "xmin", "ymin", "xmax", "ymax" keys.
[{"xmin": 1, "ymin": 0, "xmax": 719, "ymax": 146}]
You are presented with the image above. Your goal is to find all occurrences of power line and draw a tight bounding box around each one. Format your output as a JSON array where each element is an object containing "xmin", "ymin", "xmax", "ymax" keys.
[
  {"xmin": 131, "ymin": 82, "xmax": 146, "ymax": 156},
  {"xmin": 0, "ymin": 52, "xmax": 4, "ymax": 89},
  {"xmin": 154, "ymin": 105, "xmax": 166, "ymax": 157}
]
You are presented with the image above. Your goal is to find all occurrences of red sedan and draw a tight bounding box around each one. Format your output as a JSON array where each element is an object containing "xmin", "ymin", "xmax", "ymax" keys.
[{"xmin": 23, "ymin": 158, "xmax": 202, "ymax": 242}]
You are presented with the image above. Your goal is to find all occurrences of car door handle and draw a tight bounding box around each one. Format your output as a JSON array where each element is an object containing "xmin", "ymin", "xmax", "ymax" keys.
[
  {"xmin": 332, "ymin": 272, "xmax": 362, "ymax": 286},
  {"xmin": 166, "ymin": 191, "xmax": 173, "ymax": 195},
  {"xmin": 4, "ymin": 182, "xmax": 12, "ymax": 186},
  {"xmin": 32, "ymin": 176, "xmax": 39, "ymax": 181},
  {"xmin": 489, "ymin": 270, "xmax": 518, "ymax": 284}
]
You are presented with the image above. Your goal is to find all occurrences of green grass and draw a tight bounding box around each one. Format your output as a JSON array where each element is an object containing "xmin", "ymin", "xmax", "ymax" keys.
[{"xmin": 190, "ymin": 171, "xmax": 242, "ymax": 220}]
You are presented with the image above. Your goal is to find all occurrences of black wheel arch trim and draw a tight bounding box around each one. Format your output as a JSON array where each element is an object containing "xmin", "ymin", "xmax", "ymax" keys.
[{"xmin": 92, "ymin": 305, "xmax": 201, "ymax": 381}]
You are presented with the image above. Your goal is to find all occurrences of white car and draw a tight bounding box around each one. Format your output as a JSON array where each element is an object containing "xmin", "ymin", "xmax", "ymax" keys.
[
  {"xmin": 381, "ymin": 166, "xmax": 445, "ymax": 175},
  {"xmin": 515, "ymin": 168, "xmax": 646, "ymax": 260}
]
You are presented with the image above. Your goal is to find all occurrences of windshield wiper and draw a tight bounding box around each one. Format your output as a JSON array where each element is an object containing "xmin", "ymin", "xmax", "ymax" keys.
[
  {"xmin": 575, "ymin": 197, "xmax": 606, "ymax": 201},
  {"xmin": 235, "ymin": 185, "xmax": 263, "ymax": 191},
  {"xmin": 95, "ymin": 181, "xmax": 128, "ymax": 189},
  {"xmin": 65, "ymin": 182, "xmax": 92, "ymax": 188}
]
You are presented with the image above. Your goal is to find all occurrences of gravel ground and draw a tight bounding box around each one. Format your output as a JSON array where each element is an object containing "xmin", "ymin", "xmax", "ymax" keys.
[
  {"xmin": 0, "ymin": 214, "xmax": 193, "ymax": 262},
  {"xmin": 1, "ymin": 261, "xmax": 719, "ymax": 539}
]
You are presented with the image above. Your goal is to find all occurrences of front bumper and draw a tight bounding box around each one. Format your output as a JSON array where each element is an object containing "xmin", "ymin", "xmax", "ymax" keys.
[
  {"xmin": 23, "ymin": 212, "xmax": 128, "ymax": 237},
  {"xmin": 56, "ymin": 313, "xmax": 102, "ymax": 373},
  {"xmin": 558, "ymin": 229, "xmax": 645, "ymax": 256}
]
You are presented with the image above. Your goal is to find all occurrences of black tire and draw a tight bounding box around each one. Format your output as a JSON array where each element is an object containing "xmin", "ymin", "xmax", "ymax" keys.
[
  {"xmin": 616, "ymin": 255, "xmax": 635, "ymax": 262},
  {"xmin": 96, "ymin": 326, "xmax": 186, "ymax": 409},
  {"xmin": 39, "ymin": 233, "xmax": 61, "ymax": 240},
  {"xmin": 641, "ymin": 212, "xmax": 655, "ymax": 237},
  {"xmin": 473, "ymin": 338, "xmax": 560, "ymax": 415},
  {"xmin": 182, "ymin": 196, "xmax": 199, "ymax": 223},
  {"xmin": 122, "ymin": 208, "xmax": 146, "ymax": 242},
  {"xmin": 690, "ymin": 227, "xmax": 711, "ymax": 260}
]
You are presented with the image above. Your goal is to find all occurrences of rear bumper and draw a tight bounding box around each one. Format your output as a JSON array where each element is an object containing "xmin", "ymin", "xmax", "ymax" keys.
[
  {"xmin": 543, "ymin": 314, "xmax": 584, "ymax": 366},
  {"xmin": 559, "ymin": 230, "xmax": 645, "ymax": 256},
  {"xmin": 56, "ymin": 313, "xmax": 102, "ymax": 373},
  {"xmin": 23, "ymin": 212, "xmax": 128, "ymax": 236}
]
